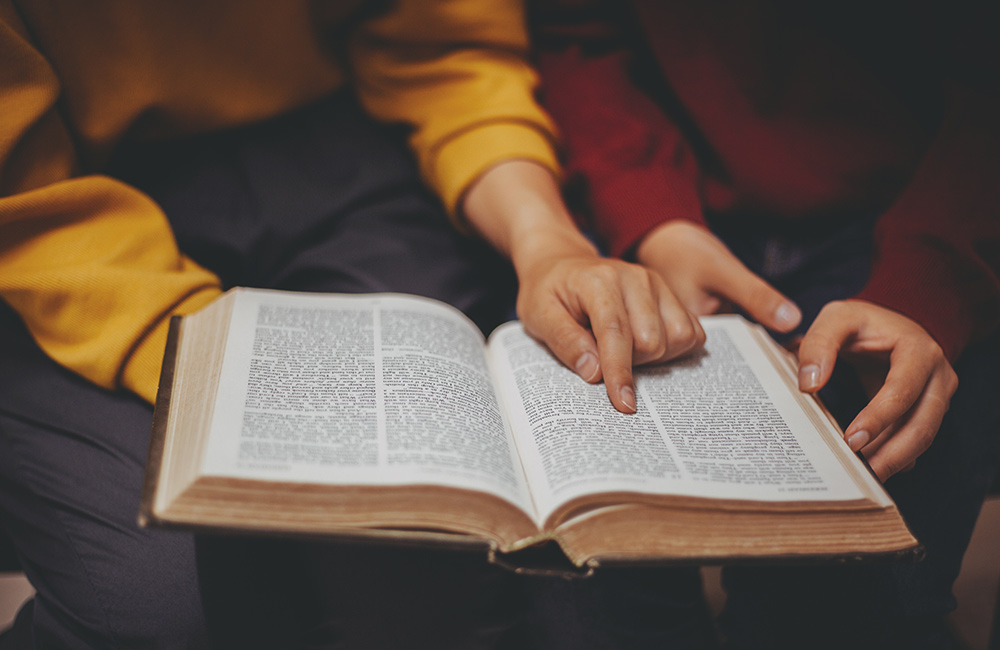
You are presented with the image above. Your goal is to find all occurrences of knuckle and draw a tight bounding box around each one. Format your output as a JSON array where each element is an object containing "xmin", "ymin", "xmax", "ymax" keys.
[
  {"xmin": 526, "ymin": 320, "xmax": 587, "ymax": 358},
  {"xmin": 917, "ymin": 428, "xmax": 937, "ymax": 453},
  {"xmin": 666, "ymin": 319, "xmax": 697, "ymax": 350},
  {"xmin": 633, "ymin": 267, "xmax": 656, "ymax": 289},
  {"xmin": 692, "ymin": 323, "xmax": 708, "ymax": 348},
  {"xmin": 551, "ymin": 324, "xmax": 588, "ymax": 349},
  {"xmin": 587, "ymin": 263, "xmax": 620, "ymax": 286},
  {"xmin": 944, "ymin": 366, "xmax": 959, "ymax": 396},
  {"xmin": 601, "ymin": 317, "xmax": 628, "ymax": 337},
  {"xmin": 878, "ymin": 389, "xmax": 910, "ymax": 415},
  {"xmin": 816, "ymin": 302, "xmax": 840, "ymax": 320},
  {"xmin": 881, "ymin": 457, "xmax": 905, "ymax": 478},
  {"xmin": 815, "ymin": 300, "xmax": 851, "ymax": 324},
  {"xmin": 909, "ymin": 421, "xmax": 938, "ymax": 455},
  {"xmin": 633, "ymin": 327, "xmax": 666, "ymax": 358},
  {"xmin": 921, "ymin": 344, "xmax": 948, "ymax": 370}
]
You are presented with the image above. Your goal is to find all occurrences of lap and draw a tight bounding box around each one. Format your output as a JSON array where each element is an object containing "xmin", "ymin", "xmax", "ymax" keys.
[
  {"xmin": 719, "ymin": 330, "xmax": 1000, "ymax": 650},
  {"xmin": 0, "ymin": 303, "xmax": 208, "ymax": 648},
  {"xmin": 1, "ymin": 91, "xmax": 518, "ymax": 648},
  {"xmin": 111, "ymin": 91, "xmax": 516, "ymax": 333},
  {"xmin": 711, "ymin": 214, "xmax": 1000, "ymax": 650}
]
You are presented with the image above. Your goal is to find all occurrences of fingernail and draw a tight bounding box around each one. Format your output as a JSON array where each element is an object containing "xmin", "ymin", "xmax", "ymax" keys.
[
  {"xmin": 799, "ymin": 364, "xmax": 821, "ymax": 391},
  {"xmin": 575, "ymin": 352, "xmax": 600, "ymax": 382},
  {"xmin": 846, "ymin": 430, "xmax": 870, "ymax": 452},
  {"xmin": 774, "ymin": 302, "xmax": 801, "ymax": 329},
  {"xmin": 620, "ymin": 385, "xmax": 637, "ymax": 413}
]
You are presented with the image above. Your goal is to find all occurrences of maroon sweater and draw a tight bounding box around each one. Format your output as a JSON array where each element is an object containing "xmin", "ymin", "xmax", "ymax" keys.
[{"xmin": 533, "ymin": 0, "xmax": 1000, "ymax": 361}]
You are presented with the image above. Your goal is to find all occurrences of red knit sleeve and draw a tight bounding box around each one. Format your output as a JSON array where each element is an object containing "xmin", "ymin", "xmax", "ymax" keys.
[
  {"xmin": 534, "ymin": 18, "xmax": 704, "ymax": 258},
  {"xmin": 855, "ymin": 88, "xmax": 1000, "ymax": 362}
]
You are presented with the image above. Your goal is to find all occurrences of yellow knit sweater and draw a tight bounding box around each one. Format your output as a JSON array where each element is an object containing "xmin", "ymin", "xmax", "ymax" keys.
[{"xmin": 0, "ymin": 0, "xmax": 558, "ymax": 404}]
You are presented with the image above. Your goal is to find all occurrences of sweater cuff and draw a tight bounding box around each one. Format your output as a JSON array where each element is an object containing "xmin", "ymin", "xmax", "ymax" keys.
[
  {"xmin": 855, "ymin": 241, "xmax": 989, "ymax": 362},
  {"xmin": 589, "ymin": 168, "xmax": 705, "ymax": 259},
  {"xmin": 120, "ymin": 286, "xmax": 223, "ymax": 404},
  {"xmin": 434, "ymin": 121, "xmax": 560, "ymax": 227}
]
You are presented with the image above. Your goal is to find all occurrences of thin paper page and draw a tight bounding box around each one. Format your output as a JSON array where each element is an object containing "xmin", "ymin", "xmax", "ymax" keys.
[
  {"xmin": 487, "ymin": 317, "xmax": 865, "ymax": 522},
  {"xmin": 200, "ymin": 289, "xmax": 533, "ymax": 515}
]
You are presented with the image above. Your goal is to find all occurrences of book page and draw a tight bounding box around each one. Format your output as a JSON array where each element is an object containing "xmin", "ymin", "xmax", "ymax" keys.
[
  {"xmin": 200, "ymin": 289, "xmax": 533, "ymax": 516},
  {"xmin": 487, "ymin": 317, "xmax": 866, "ymax": 523}
]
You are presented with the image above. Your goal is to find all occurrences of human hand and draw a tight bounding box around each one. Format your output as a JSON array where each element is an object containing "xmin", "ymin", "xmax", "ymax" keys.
[
  {"xmin": 635, "ymin": 220, "xmax": 802, "ymax": 331},
  {"xmin": 796, "ymin": 300, "xmax": 958, "ymax": 481},
  {"xmin": 515, "ymin": 234, "xmax": 705, "ymax": 413},
  {"xmin": 462, "ymin": 161, "xmax": 704, "ymax": 413}
]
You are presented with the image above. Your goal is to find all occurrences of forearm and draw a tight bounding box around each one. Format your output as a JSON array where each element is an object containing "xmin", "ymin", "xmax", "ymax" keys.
[
  {"xmin": 0, "ymin": 178, "xmax": 223, "ymax": 404},
  {"xmin": 855, "ymin": 88, "xmax": 1000, "ymax": 361},
  {"xmin": 0, "ymin": 13, "xmax": 223, "ymax": 404},
  {"xmin": 462, "ymin": 160, "xmax": 598, "ymax": 273},
  {"xmin": 351, "ymin": 0, "xmax": 559, "ymax": 217}
]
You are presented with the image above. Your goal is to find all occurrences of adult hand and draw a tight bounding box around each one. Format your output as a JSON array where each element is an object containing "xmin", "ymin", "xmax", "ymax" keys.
[
  {"xmin": 636, "ymin": 220, "xmax": 802, "ymax": 331},
  {"xmin": 462, "ymin": 161, "xmax": 704, "ymax": 413},
  {"xmin": 796, "ymin": 300, "xmax": 958, "ymax": 481},
  {"xmin": 515, "ymin": 237, "xmax": 705, "ymax": 413}
]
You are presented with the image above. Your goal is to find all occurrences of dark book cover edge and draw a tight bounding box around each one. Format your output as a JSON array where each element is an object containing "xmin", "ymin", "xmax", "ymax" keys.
[{"xmin": 138, "ymin": 315, "xmax": 183, "ymax": 527}]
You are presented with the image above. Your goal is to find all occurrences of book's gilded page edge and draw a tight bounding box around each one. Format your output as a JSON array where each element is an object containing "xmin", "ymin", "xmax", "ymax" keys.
[
  {"xmin": 145, "ymin": 511, "xmax": 497, "ymax": 551},
  {"xmin": 170, "ymin": 291, "xmax": 238, "ymax": 505},
  {"xmin": 553, "ymin": 500, "xmax": 920, "ymax": 569},
  {"xmin": 139, "ymin": 316, "xmax": 183, "ymax": 527},
  {"xmin": 747, "ymin": 324, "xmax": 890, "ymax": 506}
]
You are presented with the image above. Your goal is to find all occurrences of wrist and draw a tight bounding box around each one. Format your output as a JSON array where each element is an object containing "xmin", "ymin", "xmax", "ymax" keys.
[
  {"xmin": 635, "ymin": 220, "xmax": 707, "ymax": 267},
  {"xmin": 509, "ymin": 222, "xmax": 599, "ymax": 277},
  {"xmin": 462, "ymin": 159, "xmax": 598, "ymax": 269}
]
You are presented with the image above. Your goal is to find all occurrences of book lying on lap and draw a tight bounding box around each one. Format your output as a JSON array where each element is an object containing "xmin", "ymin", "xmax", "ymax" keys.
[{"xmin": 140, "ymin": 288, "xmax": 919, "ymax": 572}]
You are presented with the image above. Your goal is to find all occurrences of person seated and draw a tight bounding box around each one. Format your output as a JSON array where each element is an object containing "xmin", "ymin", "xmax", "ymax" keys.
[
  {"xmin": 530, "ymin": 0, "xmax": 1000, "ymax": 648},
  {"xmin": 0, "ymin": 1, "xmax": 703, "ymax": 647}
]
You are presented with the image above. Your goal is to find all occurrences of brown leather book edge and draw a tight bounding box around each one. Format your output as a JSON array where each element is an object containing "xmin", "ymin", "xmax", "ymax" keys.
[{"xmin": 138, "ymin": 315, "xmax": 183, "ymax": 527}]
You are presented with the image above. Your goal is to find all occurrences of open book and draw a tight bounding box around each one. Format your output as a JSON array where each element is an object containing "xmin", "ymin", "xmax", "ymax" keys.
[{"xmin": 140, "ymin": 288, "xmax": 919, "ymax": 571}]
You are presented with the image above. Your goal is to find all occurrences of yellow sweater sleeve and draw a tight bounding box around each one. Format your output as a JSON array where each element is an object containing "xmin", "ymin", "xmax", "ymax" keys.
[
  {"xmin": 0, "ymin": 0, "xmax": 559, "ymax": 405},
  {"xmin": 349, "ymin": 0, "xmax": 561, "ymax": 222},
  {"xmin": 0, "ymin": 7, "xmax": 221, "ymax": 404}
]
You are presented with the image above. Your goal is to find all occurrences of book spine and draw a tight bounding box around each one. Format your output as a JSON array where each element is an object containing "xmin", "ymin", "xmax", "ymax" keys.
[{"xmin": 138, "ymin": 315, "xmax": 184, "ymax": 527}]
